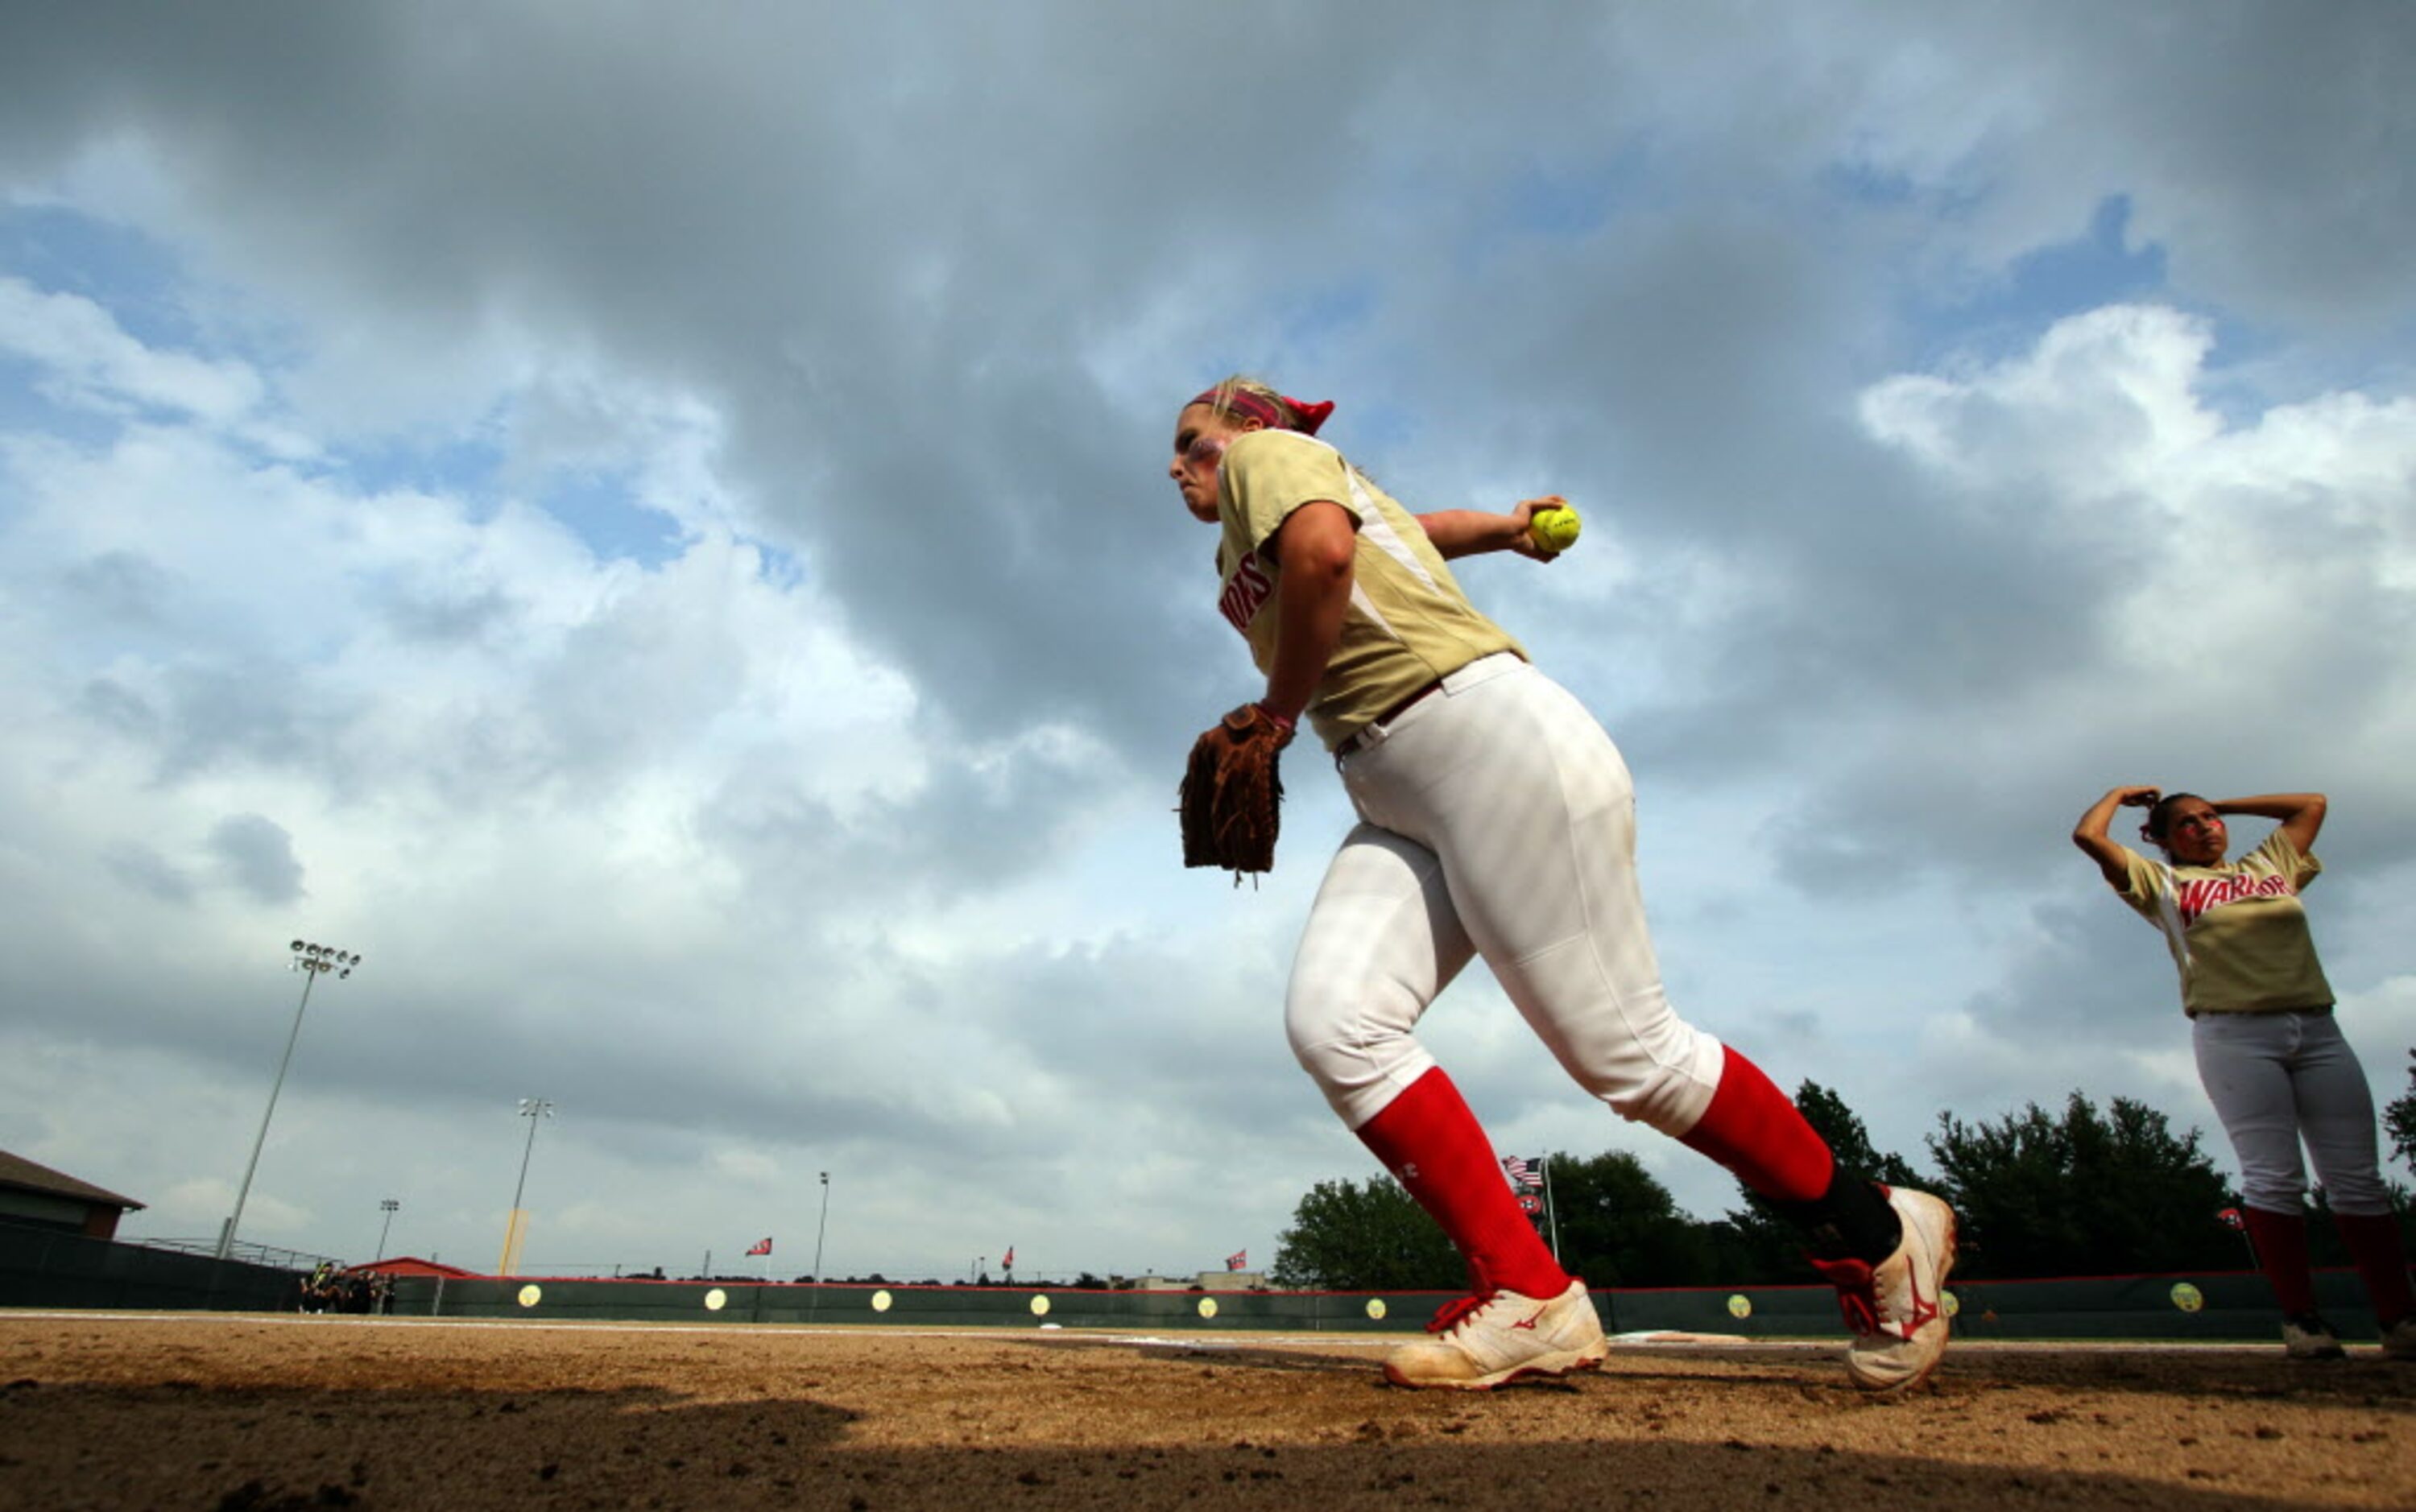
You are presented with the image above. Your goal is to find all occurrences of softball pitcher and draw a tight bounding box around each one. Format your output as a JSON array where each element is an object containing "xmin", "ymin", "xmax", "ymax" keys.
[{"xmin": 1169, "ymin": 377, "xmax": 1957, "ymax": 1391}]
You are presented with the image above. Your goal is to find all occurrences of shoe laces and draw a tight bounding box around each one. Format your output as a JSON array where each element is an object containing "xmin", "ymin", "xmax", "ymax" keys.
[
  {"xmin": 1808, "ymin": 1255, "xmax": 1880, "ymax": 1335},
  {"xmin": 1425, "ymin": 1294, "xmax": 1491, "ymax": 1336}
]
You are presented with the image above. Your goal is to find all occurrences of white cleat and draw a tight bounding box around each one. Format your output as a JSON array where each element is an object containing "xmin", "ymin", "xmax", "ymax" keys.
[
  {"xmin": 1810, "ymin": 1185, "xmax": 1957, "ymax": 1394},
  {"xmin": 1382, "ymin": 1279, "xmax": 1607, "ymax": 1390}
]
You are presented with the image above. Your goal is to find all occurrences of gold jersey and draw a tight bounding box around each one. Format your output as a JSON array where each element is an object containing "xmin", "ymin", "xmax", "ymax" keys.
[
  {"xmin": 1211, "ymin": 429, "xmax": 1524, "ymax": 752},
  {"xmin": 2119, "ymin": 829, "xmax": 2335, "ymax": 1015}
]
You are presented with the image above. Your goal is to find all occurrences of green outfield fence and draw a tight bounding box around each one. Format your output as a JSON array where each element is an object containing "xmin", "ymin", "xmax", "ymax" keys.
[
  {"xmin": 0, "ymin": 1218, "xmax": 2393, "ymax": 1342},
  {"xmin": 0, "ymin": 1220, "xmax": 304, "ymax": 1312},
  {"xmin": 374, "ymin": 1269, "xmax": 2388, "ymax": 1342}
]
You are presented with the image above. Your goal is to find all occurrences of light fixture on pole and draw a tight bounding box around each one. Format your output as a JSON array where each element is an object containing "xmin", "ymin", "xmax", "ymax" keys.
[
  {"xmin": 218, "ymin": 940, "xmax": 363, "ymax": 1261},
  {"xmin": 497, "ymin": 1098, "xmax": 555, "ymax": 1275},
  {"xmin": 374, "ymin": 1198, "xmax": 400, "ymax": 1260}
]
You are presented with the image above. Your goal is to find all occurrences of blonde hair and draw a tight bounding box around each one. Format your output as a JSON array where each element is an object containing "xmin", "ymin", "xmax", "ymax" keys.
[{"xmin": 1194, "ymin": 375, "xmax": 1311, "ymax": 431}]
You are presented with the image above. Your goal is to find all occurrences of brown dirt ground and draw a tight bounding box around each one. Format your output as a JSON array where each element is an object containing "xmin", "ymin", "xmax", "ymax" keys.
[{"xmin": 0, "ymin": 1312, "xmax": 2409, "ymax": 1511}]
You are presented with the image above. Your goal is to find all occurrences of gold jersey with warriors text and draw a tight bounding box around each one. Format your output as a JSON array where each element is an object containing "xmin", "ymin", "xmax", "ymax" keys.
[
  {"xmin": 1212, "ymin": 430, "xmax": 1523, "ymax": 752},
  {"xmin": 2117, "ymin": 829, "xmax": 2335, "ymax": 1015}
]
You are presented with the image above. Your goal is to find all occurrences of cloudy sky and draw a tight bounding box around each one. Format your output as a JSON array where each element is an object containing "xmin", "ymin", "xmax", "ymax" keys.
[{"xmin": 4, "ymin": 3, "xmax": 2413, "ymax": 1285}]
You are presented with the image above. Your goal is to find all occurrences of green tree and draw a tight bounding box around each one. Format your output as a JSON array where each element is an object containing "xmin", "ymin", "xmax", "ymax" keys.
[
  {"xmin": 1266, "ymin": 1175, "xmax": 1461, "ymax": 1291},
  {"xmin": 2385, "ymin": 1049, "xmax": 2416, "ymax": 1181},
  {"xmin": 1547, "ymin": 1150, "xmax": 1717, "ymax": 1287},
  {"xmin": 1689, "ymin": 1216, "xmax": 1785, "ymax": 1287},
  {"xmin": 1721, "ymin": 1081, "xmax": 1929, "ymax": 1284},
  {"xmin": 1926, "ymin": 1091, "xmax": 2236, "ymax": 1279}
]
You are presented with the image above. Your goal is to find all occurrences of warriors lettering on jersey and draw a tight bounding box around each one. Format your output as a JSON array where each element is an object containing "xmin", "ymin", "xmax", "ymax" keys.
[
  {"xmin": 1218, "ymin": 553, "xmax": 1273, "ymax": 636},
  {"xmin": 2176, "ymin": 870, "xmax": 2297, "ymax": 927}
]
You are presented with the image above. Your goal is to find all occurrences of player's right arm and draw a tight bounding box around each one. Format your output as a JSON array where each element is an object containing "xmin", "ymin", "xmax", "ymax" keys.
[
  {"xmin": 2073, "ymin": 785, "xmax": 2159, "ymax": 890},
  {"xmin": 1417, "ymin": 496, "xmax": 1566, "ymax": 560}
]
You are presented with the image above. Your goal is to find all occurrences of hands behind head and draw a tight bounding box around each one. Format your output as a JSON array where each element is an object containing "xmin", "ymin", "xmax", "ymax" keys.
[{"xmin": 2115, "ymin": 785, "xmax": 2162, "ymax": 809}]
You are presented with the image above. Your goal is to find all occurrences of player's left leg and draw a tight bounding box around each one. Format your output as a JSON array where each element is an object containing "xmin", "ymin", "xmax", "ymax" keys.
[{"xmin": 2289, "ymin": 1014, "xmax": 2414, "ymax": 1356}]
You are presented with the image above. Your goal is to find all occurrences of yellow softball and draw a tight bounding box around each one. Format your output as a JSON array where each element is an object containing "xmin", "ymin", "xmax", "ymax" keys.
[{"xmin": 1529, "ymin": 506, "xmax": 1582, "ymax": 554}]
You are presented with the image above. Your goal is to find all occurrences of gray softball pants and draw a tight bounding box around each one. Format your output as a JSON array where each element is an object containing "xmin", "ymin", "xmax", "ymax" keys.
[{"xmin": 2191, "ymin": 1009, "xmax": 2393, "ymax": 1216}]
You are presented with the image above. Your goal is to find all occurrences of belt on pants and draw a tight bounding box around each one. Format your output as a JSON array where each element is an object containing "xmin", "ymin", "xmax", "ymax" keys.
[{"xmin": 1336, "ymin": 679, "xmax": 1446, "ymax": 758}]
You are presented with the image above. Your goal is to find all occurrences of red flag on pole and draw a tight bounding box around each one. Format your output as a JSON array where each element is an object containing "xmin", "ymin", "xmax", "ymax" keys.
[
  {"xmin": 746, "ymin": 1237, "xmax": 772, "ymax": 1256},
  {"xmin": 1226, "ymin": 1250, "xmax": 1247, "ymax": 1271},
  {"xmin": 1002, "ymin": 1246, "xmax": 1015, "ymax": 1269}
]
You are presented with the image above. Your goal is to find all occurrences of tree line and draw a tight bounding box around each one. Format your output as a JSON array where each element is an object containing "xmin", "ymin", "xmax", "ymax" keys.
[{"xmin": 1268, "ymin": 1058, "xmax": 2416, "ymax": 1291}]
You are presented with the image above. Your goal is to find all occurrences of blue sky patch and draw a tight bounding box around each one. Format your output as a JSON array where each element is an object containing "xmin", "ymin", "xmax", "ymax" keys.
[
  {"xmin": 1, "ymin": 204, "xmax": 200, "ymax": 352},
  {"xmin": 532, "ymin": 469, "xmax": 689, "ymax": 569}
]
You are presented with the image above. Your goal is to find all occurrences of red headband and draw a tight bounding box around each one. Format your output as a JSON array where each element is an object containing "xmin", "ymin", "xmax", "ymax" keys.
[{"xmin": 1189, "ymin": 386, "xmax": 1335, "ymax": 436}]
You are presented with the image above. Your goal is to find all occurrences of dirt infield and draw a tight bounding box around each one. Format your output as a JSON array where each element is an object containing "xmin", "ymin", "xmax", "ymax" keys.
[{"xmin": 0, "ymin": 1313, "xmax": 2409, "ymax": 1510}]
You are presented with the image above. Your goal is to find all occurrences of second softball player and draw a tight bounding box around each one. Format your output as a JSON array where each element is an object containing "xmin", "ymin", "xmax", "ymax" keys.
[{"xmin": 2073, "ymin": 785, "xmax": 2415, "ymax": 1361}]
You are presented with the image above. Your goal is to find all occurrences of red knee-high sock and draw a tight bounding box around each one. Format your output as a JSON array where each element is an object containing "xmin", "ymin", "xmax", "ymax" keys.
[
  {"xmin": 2240, "ymin": 1205, "xmax": 2319, "ymax": 1315},
  {"xmin": 1677, "ymin": 1048, "xmax": 1835, "ymax": 1204},
  {"xmin": 2332, "ymin": 1212, "xmax": 2415, "ymax": 1325},
  {"xmin": 1355, "ymin": 1067, "xmax": 1567, "ymax": 1299}
]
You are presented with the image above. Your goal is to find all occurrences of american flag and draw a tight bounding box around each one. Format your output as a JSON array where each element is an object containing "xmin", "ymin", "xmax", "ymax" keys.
[
  {"xmin": 1226, "ymin": 1250, "xmax": 1247, "ymax": 1271},
  {"xmin": 1002, "ymin": 1246, "xmax": 1015, "ymax": 1269},
  {"xmin": 746, "ymin": 1237, "xmax": 772, "ymax": 1256},
  {"xmin": 1501, "ymin": 1155, "xmax": 1541, "ymax": 1192}
]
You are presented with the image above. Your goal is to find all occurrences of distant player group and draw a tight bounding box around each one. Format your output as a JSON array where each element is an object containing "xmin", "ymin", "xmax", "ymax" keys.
[{"xmin": 1166, "ymin": 376, "xmax": 2413, "ymax": 1390}]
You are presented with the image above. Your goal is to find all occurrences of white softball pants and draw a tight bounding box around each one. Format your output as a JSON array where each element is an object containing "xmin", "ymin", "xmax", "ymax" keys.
[
  {"xmin": 2191, "ymin": 1009, "xmax": 2394, "ymax": 1216},
  {"xmin": 1286, "ymin": 654, "xmax": 1726, "ymax": 1135}
]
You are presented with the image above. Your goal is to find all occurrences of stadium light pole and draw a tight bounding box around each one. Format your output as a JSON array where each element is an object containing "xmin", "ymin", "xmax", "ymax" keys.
[
  {"xmin": 217, "ymin": 940, "xmax": 362, "ymax": 1261},
  {"xmin": 808, "ymin": 1171, "xmax": 831, "ymax": 1322},
  {"xmin": 374, "ymin": 1198, "xmax": 399, "ymax": 1260},
  {"xmin": 499, "ymin": 1098, "xmax": 555, "ymax": 1275},
  {"xmin": 812, "ymin": 1172, "xmax": 831, "ymax": 1283}
]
